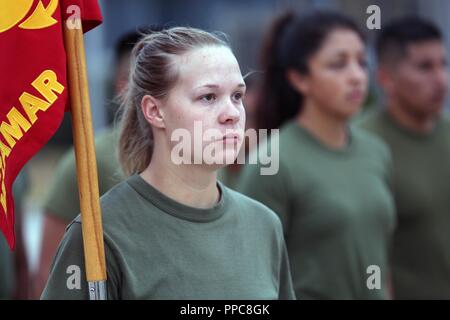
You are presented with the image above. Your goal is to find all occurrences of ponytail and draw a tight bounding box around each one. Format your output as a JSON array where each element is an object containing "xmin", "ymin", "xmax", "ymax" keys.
[
  {"xmin": 257, "ymin": 10, "xmax": 300, "ymax": 131},
  {"xmin": 118, "ymin": 87, "xmax": 153, "ymax": 176}
]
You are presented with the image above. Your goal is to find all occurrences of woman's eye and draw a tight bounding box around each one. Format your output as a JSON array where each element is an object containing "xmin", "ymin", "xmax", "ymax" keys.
[
  {"xmin": 359, "ymin": 59, "xmax": 368, "ymax": 68},
  {"xmin": 201, "ymin": 94, "xmax": 216, "ymax": 103},
  {"xmin": 233, "ymin": 92, "xmax": 244, "ymax": 101},
  {"xmin": 329, "ymin": 61, "xmax": 346, "ymax": 69}
]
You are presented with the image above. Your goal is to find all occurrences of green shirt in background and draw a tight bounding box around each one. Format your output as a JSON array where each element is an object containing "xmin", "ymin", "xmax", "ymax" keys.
[
  {"xmin": 0, "ymin": 223, "xmax": 14, "ymax": 299},
  {"xmin": 358, "ymin": 109, "xmax": 450, "ymax": 299},
  {"xmin": 236, "ymin": 120, "xmax": 396, "ymax": 299},
  {"xmin": 43, "ymin": 127, "xmax": 124, "ymax": 222},
  {"xmin": 41, "ymin": 175, "xmax": 295, "ymax": 300},
  {"xmin": 0, "ymin": 170, "xmax": 28, "ymax": 299}
]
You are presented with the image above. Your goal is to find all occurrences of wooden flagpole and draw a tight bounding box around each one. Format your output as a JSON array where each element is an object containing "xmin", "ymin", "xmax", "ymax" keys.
[{"xmin": 62, "ymin": 18, "xmax": 107, "ymax": 300}]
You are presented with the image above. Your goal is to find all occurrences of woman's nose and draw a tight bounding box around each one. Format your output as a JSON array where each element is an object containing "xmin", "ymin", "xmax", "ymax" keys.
[
  {"xmin": 348, "ymin": 61, "xmax": 367, "ymax": 84},
  {"xmin": 219, "ymin": 100, "xmax": 241, "ymax": 124}
]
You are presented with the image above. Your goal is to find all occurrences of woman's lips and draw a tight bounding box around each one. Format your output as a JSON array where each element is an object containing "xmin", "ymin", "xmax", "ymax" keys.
[
  {"xmin": 346, "ymin": 90, "xmax": 365, "ymax": 103},
  {"xmin": 222, "ymin": 134, "xmax": 240, "ymax": 141}
]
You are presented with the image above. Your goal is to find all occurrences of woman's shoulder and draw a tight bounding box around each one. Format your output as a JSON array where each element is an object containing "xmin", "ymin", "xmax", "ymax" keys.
[
  {"xmin": 95, "ymin": 176, "xmax": 154, "ymax": 235},
  {"xmin": 100, "ymin": 177, "xmax": 137, "ymax": 208},
  {"xmin": 67, "ymin": 178, "xmax": 136, "ymax": 227}
]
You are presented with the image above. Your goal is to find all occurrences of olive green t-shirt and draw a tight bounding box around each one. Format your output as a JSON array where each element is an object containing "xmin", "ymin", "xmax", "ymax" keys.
[
  {"xmin": 43, "ymin": 127, "xmax": 124, "ymax": 222},
  {"xmin": 41, "ymin": 175, "xmax": 295, "ymax": 300},
  {"xmin": 358, "ymin": 109, "xmax": 450, "ymax": 299},
  {"xmin": 236, "ymin": 120, "xmax": 396, "ymax": 299}
]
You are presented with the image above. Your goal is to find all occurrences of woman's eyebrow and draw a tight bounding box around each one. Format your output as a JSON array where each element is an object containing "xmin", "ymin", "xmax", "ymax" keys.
[
  {"xmin": 328, "ymin": 50, "xmax": 348, "ymax": 58},
  {"xmin": 194, "ymin": 83, "xmax": 246, "ymax": 90}
]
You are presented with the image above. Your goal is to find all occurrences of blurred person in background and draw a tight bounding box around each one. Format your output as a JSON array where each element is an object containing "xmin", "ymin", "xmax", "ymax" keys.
[
  {"xmin": 359, "ymin": 16, "xmax": 450, "ymax": 299},
  {"xmin": 32, "ymin": 30, "xmax": 142, "ymax": 299},
  {"xmin": 237, "ymin": 10, "xmax": 395, "ymax": 299},
  {"xmin": 0, "ymin": 170, "xmax": 30, "ymax": 299}
]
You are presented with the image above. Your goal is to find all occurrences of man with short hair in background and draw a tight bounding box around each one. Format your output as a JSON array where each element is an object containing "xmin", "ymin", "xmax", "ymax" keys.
[{"xmin": 359, "ymin": 16, "xmax": 450, "ymax": 299}]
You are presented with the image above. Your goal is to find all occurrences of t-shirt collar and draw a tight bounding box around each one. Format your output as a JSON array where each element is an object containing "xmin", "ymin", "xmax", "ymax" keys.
[{"xmin": 127, "ymin": 174, "xmax": 229, "ymax": 222}]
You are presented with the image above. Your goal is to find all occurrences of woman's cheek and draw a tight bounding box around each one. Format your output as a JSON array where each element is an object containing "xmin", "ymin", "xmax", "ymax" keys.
[
  {"xmin": 239, "ymin": 107, "xmax": 246, "ymax": 127},
  {"xmin": 319, "ymin": 78, "xmax": 341, "ymax": 101}
]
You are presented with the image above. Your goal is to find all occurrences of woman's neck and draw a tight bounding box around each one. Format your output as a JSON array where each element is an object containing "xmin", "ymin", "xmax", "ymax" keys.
[
  {"xmin": 140, "ymin": 147, "xmax": 220, "ymax": 209},
  {"xmin": 297, "ymin": 102, "xmax": 349, "ymax": 149}
]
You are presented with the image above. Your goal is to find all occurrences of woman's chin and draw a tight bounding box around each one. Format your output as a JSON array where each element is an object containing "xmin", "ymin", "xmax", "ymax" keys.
[
  {"xmin": 332, "ymin": 104, "xmax": 361, "ymax": 121},
  {"xmin": 202, "ymin": 150, "xmax": 239, "ymax": 168}
]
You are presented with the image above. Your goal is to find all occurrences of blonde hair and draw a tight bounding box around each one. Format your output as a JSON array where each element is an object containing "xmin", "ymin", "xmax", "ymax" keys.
[{"xmin": 118, "ymin": 27, "xmax": 228, "ymax": 176}]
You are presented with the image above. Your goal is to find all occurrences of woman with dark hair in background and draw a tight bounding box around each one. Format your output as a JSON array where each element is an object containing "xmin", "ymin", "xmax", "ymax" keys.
[{"xmin": 237, "ymin": 10, "xmax": 396, "ymax": 299}]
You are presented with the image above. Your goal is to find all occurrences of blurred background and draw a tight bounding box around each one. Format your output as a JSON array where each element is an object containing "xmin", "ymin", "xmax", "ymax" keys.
[{"xmin": 5, "ymin": 0, "xmax": 450, "ymax": 298}]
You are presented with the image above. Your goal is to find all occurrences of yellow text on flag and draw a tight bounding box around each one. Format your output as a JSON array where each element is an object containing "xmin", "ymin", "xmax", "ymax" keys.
[{"xmin": 0, "ymin": 69, "xmax": 64, "ymax": 214}]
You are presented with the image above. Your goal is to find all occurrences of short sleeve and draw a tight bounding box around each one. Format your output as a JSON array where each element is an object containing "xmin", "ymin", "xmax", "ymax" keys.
[{"xmin": 41, "ymin": 220, "xmax": 121, "ymax": 300}]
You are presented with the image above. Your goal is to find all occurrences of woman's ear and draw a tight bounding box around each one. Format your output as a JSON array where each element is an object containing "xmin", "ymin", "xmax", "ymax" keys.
[
  {"xmin": 287, "ymin": 69, "xmax": 309, "ymax": 95},
  {"xmin": 141, "ymin": 94, "xmax": 165, "ymax": 129}
]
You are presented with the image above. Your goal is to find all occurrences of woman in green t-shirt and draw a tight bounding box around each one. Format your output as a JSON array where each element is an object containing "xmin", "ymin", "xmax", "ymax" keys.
[
  {"xmin": 237, "ymin": 10, "xmax": 396, "ymax": 299},
  {"xmin": 41, "ymin": 27, "xmax": 295, "ymax": 300}
]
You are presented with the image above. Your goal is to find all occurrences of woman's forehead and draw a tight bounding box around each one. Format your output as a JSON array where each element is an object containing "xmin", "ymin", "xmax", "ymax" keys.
[
  {"xmin": 317, "ymin": 29, "xmax": 365, "ymax": 56},
  {"xmin": 176, "ymin": 46, "xmax": 243, "ymax": 86}
]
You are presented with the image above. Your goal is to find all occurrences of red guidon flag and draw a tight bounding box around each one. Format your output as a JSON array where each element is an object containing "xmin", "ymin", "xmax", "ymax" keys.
[{"xmin": 0, "ymin": 0, "xmax": 102, "ymax": 249}]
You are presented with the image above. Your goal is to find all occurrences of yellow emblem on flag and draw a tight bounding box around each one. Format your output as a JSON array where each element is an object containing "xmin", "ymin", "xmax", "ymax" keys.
[{"xmin": 0, "ymin": 0, "xmax": 59, "ymax": 33}]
